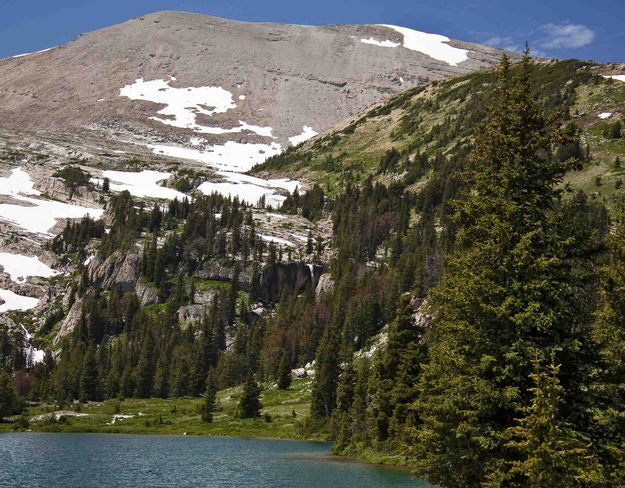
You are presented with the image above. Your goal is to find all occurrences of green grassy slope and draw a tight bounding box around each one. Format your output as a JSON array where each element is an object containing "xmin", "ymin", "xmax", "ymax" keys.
[
  {"xmin": 253, "ymin": 60, "xmax": 625, "ymax": 203},
  {"xmin": 2, "ymin": 378, "xmax": 316, "ymax": 439}
]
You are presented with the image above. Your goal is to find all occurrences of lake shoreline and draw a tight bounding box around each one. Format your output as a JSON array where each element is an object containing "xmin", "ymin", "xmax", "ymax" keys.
[
  {"xmin": 1, "ymin": 427, "xmax": 414, "ymax": 474},
  {"xmin": 0, "ymin": 432, "xmax": 428, "ymax": 487}
]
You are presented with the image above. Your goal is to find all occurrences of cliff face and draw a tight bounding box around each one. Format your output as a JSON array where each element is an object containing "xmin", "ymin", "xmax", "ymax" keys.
[
  {"xmin": 259, "ymin": 262, "xmax": 324, "ymax": 302},
  {"xmin": 89, "ymin": 252, "xmax": 159, "ymax": 305}
]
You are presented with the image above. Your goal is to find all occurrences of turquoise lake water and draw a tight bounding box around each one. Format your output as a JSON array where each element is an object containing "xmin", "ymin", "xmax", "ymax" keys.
[{"xmin": 0, "ymin": 433, "xmax": 431, "ymax": 487}]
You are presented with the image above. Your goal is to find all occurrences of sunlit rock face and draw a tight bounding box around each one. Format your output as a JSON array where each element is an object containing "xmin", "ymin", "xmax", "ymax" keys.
[{"xmin": 0, "ymin": 10, "xmax": 505, "ymax": 164}]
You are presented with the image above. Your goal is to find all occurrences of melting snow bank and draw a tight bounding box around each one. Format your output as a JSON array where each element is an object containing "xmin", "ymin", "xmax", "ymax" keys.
[
  {"xmin": 0, "ymin": 168, "xmax": 103, "ymax": 235},
  {"xmin": 257, "ymin": 233, "xmax": 295, "ymax": 247},
  {"xmin": 198, "ymin": 172, "xmax": 301, "ymax": 208},
  {"xmin": 0, "ymin": 289, "xmax": 39, "ymax": 312},
  {"xmin": 0, "ymin": 196, "xmax": 104, "ymax": 236},
  {"xmin": 149, "ymin": 141, "xmax": 283, "ymax": 173},
  {"xmin": 289, "ymin": 126, "xmax": 318, "ymax": 146},
  {"xmin": 361, "ymin": 37, "xmax": 401, "ymax": 48},
  {"xmin": 92, "ymin": 170, "xmax": 188, "ymax": 200},
  {"xmin": 377, "ymin": 24, "xmax": 468, "ymax": 66},
  {"xmin": 119, "ymin": 78, "xmax": 273, "ymax": 137},
  {"xmin": 603, "ymin": 75, "xmax": 625, "ymax": 83},
  {"xmin": 0, "ymin": 253, "xmax": 58, "ymax": 283},
  {"xmin": 0, "ymin": 168, "xmax": 41, "ymax": 196}
]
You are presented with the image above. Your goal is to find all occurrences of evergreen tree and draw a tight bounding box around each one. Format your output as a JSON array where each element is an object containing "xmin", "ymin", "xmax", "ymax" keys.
[
  {"xmin": 79, "ymin": 346, "xmax": 98, "ymax": 402},
  {"xmin": 306, "ymin": 230, "xmax": 314, "ymax": 255},
  {"xmin": 506, "ymin": 358, "xmax": 601, "ymax": 487},
  {"xmin": 0, "ymin": 371, "xmax": 21, "ymax": 419},
  {"xmin": 200, "ymin": 369, "xmax": 218, "ymax": 423},
  {"xmin": 368, "ymin": 295, "xmax": 426, "ymax": 445},
  {"xmin": 238, "ymin": 373, "xmax": 262, "ymax": 418},
  {"xmin": 134, "ymin": 333, "xmax": 155, "ymax": 398},
  {"xmin": 410, "ymin": 51, "xmax": 602, "ymax": 486},
  {"xmin": 591, "ymin": 198, "xmax": 625, "ymax": 484},
  {"xmin": 276, "ymin": 352, "xmax": 292, "ymax": 390},
  {"xmin": 310, "ymin": 325, "xmax": 340, "ymax": 420}
]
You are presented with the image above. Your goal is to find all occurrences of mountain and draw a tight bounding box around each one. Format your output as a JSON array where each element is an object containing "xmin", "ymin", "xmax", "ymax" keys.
[
  {"xmin": 2, "ymin": 12, "xmax": 625, "ymax": 485},
  {"xmin": 0, "ymin": 10, "xmax": 505, "ymax": 169}
]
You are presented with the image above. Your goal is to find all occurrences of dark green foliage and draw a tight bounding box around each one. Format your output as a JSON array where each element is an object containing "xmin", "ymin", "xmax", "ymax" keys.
[
  {"xmin": 409, "ymin": 52, "xmax": 605, "ymax": 486},
  {"xmin": 310, "ymin": 326, "xmax": 340, "ymax": 420},
  {"xmin": 200, "ymin": 369, "xmax": 218, "ymax": 423},
  {"xmin": 276, "ymin": 352, "xmax": 292, "ymax": 390},
  {"xmin": 54, "ymin": 165, "xmax": 91, "ymax": 198},
  {"xmin": 0, "ymin": 371, "xmax": 22, "ymax": 419},
  {"xmin": 238, "ymin": 373, "xmax": 262, "ymax": 418},
  {"xmin": 79, "ymin": 347, "xmax": 98, "ymax": 402},
  {"xmin": 367, "ymin": 295, "xmax": 426, "ymax": 447},
  {"xmin": 506, "ymin": 358, "xmax": 600, "ymax": 487},
  {"xmin": 49, "ymin": 216, "xmax": 105, "ymax": 257},
  {"xmin": 590, "ymin": 199, "xmax": 625, "ymax": 485},
  {"xmin": 610, "ymin": 120, "xmax": 622, "ymax": 139},
  {"xmin": 281, "ymin": 184, "xmax": 325, "ymax": 221}
]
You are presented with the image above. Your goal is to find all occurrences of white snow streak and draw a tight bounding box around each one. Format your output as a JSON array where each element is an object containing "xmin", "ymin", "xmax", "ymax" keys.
[
  {"xmin": 198, "ymin": 172, "xmax": 301, "ymax": 208},
  {"xmin": 361, "ymin": 37, "xmax": 401, "ymax": 48},
  {"xmin": 11, "ymin": 47, "xmax": 56, "ymax": 59},
  {"xmin": 603, "ymin": 75, "xmax": 625, "ymax": 83},
  {"xmin": 378, "ymin": 25, "xmax": 468, "ymax": 66}
]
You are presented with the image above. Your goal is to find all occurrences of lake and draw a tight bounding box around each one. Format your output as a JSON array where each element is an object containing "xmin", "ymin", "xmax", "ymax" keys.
[{"xmin": 0, "ymin": 433, "xmax": 430, "ymax": 487}]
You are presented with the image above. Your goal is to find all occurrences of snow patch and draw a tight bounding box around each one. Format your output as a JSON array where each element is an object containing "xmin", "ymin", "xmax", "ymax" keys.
[
  {"xmin": 0, "ymin": 289, "xmax": 39, "ymax": 312},
  {"xmin": 257, "ymin": 233, "xmax": 294, "ymax": 247},
  {"xmin": 0, "ymin": 168, "xmax": 103, "ymax": 235},
  {"xmin": 119, "ymin": 78, "xmax": 272, "ymax": 137},
  {"xmin": 604, "ymin": 75, "xmax": 625, "ymax": 83},
  {"xmin": 0, "ymin": 168, "xmax": 41, "ymax": 197},
  {"xmin": 198, "ymin": 172, "xmax": 301, "ymax": 208},
  {"xmin": 149, "ymin": 141, "xmax": 283, "ymax": 173},
  {"xmin": 360, "ymin": 38, "xmax": 401, "ymax": 48},
  {"xmin": 93, "ymin": 170, "xmax": 188, "ymax": 200},
  {"xmin": 598, "ymin": 112, "xmax": 612, "ymax": 119},
  {"xmin": 378, "ymin": 24, "xmax": 468, "ymax": 66},
  {"xmin": 0, "ymin": 253, "xmax": 58, "ymax": 283},
  {"xmin": 289, "ymin": 126, "xmax": 318, "ymax": 146}
]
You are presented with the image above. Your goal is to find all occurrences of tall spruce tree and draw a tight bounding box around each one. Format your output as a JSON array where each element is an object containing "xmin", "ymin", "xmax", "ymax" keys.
[
  {"xmin": 0, "ymin": 371, "xmax": 21, "ymax": 419},
  {"xmin": 238, "ymin": 372, "xmax": 262, "ymax": 418},
  {"xmin": 591, "ymin": 198, "xmax": 625, "ymax": 485},
  {"xmin": 79, "ymin": 346, "xmax": 98, "ymax": 402},
  {"xmin": 367, "ymin": 295, "xmax": 426, "ymax": 445},
  {"xmin": 410, "ymin": 51, "xmax": 602, "ymax": 486},
  {"xmin": 200, "ymin": 369, "xmax": 218, "ymax": 423},
  {"xmin": 310, "ymin": 325, "xmax": 340, "ymax": 420},
  {"xmin": 506, "ymin": 358, "xmax": 600, "ymax": 487},
  {"xmin": 276, "ymin": 352, "xmax": 292, "ymax": 390}
]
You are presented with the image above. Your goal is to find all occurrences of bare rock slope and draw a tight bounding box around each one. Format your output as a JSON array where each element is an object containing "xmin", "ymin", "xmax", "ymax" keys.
[{"xmin": 0, "ymin": 11, "xmax": 505, "ymax": 150}]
